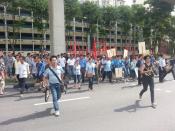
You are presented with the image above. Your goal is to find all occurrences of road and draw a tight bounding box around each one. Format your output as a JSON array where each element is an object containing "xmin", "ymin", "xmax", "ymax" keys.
[{"xmin": 0, "ymin": 74, "xmax": 175, "ymax": 131}]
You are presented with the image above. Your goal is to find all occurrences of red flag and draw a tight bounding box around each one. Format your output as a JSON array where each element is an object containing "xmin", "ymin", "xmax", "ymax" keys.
[
  {"xmin": 73, "ymin": 40, "xmax": 77, "ymax": 56},
  {"xmin": 103, "ymin": 41, "xmax": 107, "ymax": 52},
  {"xmin": 86, "ymin": 42, "xmax": 89, "ymax": 55},
  {"xmin": 93, "ymin": 38, "xmax": 97, "ymax": 59},
  {"xmin": 69, "ymin": 41, "xmax": 73, "ymax": 54}
]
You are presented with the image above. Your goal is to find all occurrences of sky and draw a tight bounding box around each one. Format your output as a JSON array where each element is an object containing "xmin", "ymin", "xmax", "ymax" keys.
[{"xmin": 125, "ymin": 0, "xmax": 133, "ymax": 6}]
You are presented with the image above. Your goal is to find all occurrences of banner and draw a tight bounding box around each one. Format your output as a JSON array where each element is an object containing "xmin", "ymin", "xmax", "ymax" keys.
[
  {"xmin": 123, "ymin": 49, "xmax": 128, "ymax": 58},
  {"xmin": 138, "ymin": 42, "xmax": 146, "ymax": 54}
]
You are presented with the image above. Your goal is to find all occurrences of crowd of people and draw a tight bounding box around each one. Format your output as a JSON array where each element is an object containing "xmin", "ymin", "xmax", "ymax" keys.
[{"xmin": 0, "ymin": 50, "xmax": 175, "ymax": 116}]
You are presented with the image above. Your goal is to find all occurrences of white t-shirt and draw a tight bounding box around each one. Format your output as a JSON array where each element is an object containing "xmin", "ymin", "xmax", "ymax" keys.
[
  {"xmin": 18, "ymin": 62, "xmax": 30, "ymax": 78},
  {"xmin": 74, "ymin": 65, "xmax": 81, "ymax": 75},
  {"xmin": 59, "ymin": 57, "xmax": 66, "ymax": 68},
  {"xmin": 67, "ymin": 58, "xmax": 75, "ymax": 66},
  {"xmin": 15, "ymin": 60, "xmax": 21, "ymax": 75}
]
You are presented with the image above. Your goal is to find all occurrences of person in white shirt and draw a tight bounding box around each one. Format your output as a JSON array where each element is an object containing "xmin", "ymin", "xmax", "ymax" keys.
[
  {"xmin": 18, "ymin": 56, "xmax": 30, "ymax": 97},
  {"xmin": 58, "ymin": 54, "xmax": 66, "ymax": 71},
  {"xmin": 14, "ymin": 55, "xmax": 21, "ymax": 82},
  {"xmin": 67, "ymin": 55, "xmax": 75, "ymax": 78},
  {"xmin": 158, "ymin": 54, "xmax": 166, "ymax": 82},
  {"xmin": 73, "ymin": 60, "xmax": 81, "ymax": 89}
]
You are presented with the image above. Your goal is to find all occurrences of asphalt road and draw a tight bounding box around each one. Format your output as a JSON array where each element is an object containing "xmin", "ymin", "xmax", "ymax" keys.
[{"xmin": 1, "ymin": 74, "xmax": 175, "ymax": 131}]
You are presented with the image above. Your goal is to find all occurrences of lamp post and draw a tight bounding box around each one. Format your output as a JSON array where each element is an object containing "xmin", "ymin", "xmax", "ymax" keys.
[
  {"xmin": 43, "ymin": 20, "xmax": 47, "ymax": 49},
  {"xmin": 73, "ymin": 17, "xmax": 76, "ymax": 55},
  {"xmin": 18, "ymin": 7, "xmax": 22, "ymax": 51},
  {"xmin": 82, "ymin": 17, "xmax": 87, "ymax": 54},
  {"xmin": 31, "ymin": 11, "xmax": 35, "ymax": 51}
]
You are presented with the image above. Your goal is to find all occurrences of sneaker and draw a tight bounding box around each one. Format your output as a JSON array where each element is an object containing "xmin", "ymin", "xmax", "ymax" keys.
[
  {"xmin": 151, "ymin": 103, "xmax": 157, "ymax": 109},
  {"xmin": 55, "ymin": 111, "xmax": 60, "ymax": 116},
  {"xmin": 20, "ymin": 94, "xmax": 23, "ymax": 98}
]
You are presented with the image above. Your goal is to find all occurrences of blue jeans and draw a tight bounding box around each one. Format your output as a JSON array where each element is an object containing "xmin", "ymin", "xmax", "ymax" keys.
[{"xmin": 50, "ymin": 83, "xmax": 61, "ymax": 111}]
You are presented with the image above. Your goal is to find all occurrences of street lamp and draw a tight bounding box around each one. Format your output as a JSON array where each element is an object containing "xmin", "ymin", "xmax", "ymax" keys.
[
  {"xmin": 31, "ymin": 11, "xmax": 35, "ymax": 51},
  {"xmin": 82, "ymin": 17, "xmax": 87, "ymax": 53},
  {"xmin": 18, "ymin": 7, "xmax": 22, "ymax": 51},
  {"xmin": 42, "ymin": 20, "xmax": 47, "ymax": 49}
]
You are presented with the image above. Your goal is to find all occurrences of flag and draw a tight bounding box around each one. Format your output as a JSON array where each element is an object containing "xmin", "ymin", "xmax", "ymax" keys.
[
  {"xmin": 93, "ymin": 38, "xmax": 97, "ymax": 59},
  {"xmin": 70, "ymin": 41, "xmax": 73, "ymax": 54},
  {"xmin": 103, "ymin": 41, "xmax": 107, "ymax": 52},
  {"xmin": 86, "ymin": 42, "xmax": 89, "ymax": 55},
  {"xmin": 66, "ymin": 41, "xmax": 68, "ymax": 52},
  {"xmin": 73, "ymin": 40, "xmax": 77, "ymax": 56}
]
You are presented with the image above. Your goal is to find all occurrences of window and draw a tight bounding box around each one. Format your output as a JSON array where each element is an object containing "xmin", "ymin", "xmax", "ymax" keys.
[
  {"xmin": 0, "ymin": 44, "xmax": 5, "ymax": 50},
  {"xmin": 0, "ymin": 32, "xmax": 5, "ymax": 38},
  {"xmin": 22, "ymin": 45, "xmax": 33, "ymax": 51},
  {"xmin": 21, "ymin": 33, "xmax": 32, "ymax": 39}
]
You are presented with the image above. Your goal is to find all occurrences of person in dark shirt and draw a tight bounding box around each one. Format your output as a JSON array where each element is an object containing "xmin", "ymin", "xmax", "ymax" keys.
[{"xmin": 139, "ymin": 55, "xmax": 156, "ymax": 108}]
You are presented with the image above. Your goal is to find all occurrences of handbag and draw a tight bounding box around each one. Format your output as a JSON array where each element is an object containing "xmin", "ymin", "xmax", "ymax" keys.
[
  {"xmin": 49, "ymin": 67, "xmax": 65, "ymax": 93},
  {"xmin": 86, "ymin": 72, "xmax": 93, "ymax": 78}
]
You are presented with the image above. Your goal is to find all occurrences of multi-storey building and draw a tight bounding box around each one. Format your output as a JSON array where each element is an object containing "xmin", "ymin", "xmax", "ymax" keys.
[
  {"xmin": 79, "ymin": 0, "xmax": 125, "ymax": 6},
  {"xmin": 0, "ymin": 6, "xmax": 50, "ymax": 53},
  {"xmin": 0, "ymin": 5, "xmax": 138, "ymax": 55}
]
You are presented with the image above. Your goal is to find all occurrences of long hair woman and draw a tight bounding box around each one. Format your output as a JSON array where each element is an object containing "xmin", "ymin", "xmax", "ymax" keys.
[{"xmin": 139, "ymin": 55, "xmax": 156, "ymax": 108}]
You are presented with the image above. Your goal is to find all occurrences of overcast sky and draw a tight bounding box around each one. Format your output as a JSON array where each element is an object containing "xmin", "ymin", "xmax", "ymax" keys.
[{"xmin": 125, "ymin": 0, "xmax": 133, "ymax": 6}]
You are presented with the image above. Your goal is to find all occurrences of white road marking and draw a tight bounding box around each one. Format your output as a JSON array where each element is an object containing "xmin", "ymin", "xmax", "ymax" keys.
[
  {"xmin": 34, "ymin": 96, "xmax": 91, "ymax": 106},
  {"xmin": 165, "ymin": 90, "xmax": 172, "ymax": 93}
]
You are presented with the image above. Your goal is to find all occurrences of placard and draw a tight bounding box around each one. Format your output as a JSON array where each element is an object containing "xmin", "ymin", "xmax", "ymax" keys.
[
  {"xmin": 115, "ymin": 68, "xmax": 123, "ymax": 78},
  {"xmin": 123, "ymin": 49, "xmax": 128, "ymax": 58},
  {"xmin": 107, "ymin": 49, "xmax": 113, "ymax": 58},
  {"xmin": 138, "ymin": 42, "xmax": 146, "ymax": 54},
  {"xmin": 110, "ymin": 48, "xmax": 116, "ymax": 57}
]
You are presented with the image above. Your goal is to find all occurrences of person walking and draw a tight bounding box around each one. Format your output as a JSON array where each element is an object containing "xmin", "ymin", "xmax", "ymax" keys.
[
  {"xmin": 158, "ymin": 54, "xmax": 166, "ymax": 82},
  {"xmin": 18, "ymin": 56, "xmax": 30, "ymax": 97},
  {"xmin": 73, "ymin": 60, "xmax": 81, "ymax": 89},
  {"xmin": 14, "ymin": 55, "xmax": 21, "ymax": 84},
  {"xmin": 0, "ymin": 58, "xmax": 5, "ymax": 95},
  {"xmin": 139, "ymin": 55, "xmax": 156, "ymax": 108},
  {"xmin": 43, "ymin": 56, "xmax": 64, "ymax": 116},
  {"xmin": 85, "ymin": 58, "xmax": 95, "ymax": 90},
  {"xmin": 79, "ymin": 55, "xmax": 86, "ymax": 83}
]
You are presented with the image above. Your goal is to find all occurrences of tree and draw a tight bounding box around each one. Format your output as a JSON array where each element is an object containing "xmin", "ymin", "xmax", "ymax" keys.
[
  {"xmin": 116, "ymin": 6, "xmax": 132, "ymax": 48},
  {"xmin": 143, "ymin": 0, "xmax": 174, "ymax": 48},
  {"xmin": 80, "ymin": 1, "xmax": 101, "ymax": 49},
  {"xmin": 101, "ymin": 6, "xmax": 117, "ymax": 47},
  {"xmin": 64, "ymin": 0, "xmax": 81, "ymax": 50}
]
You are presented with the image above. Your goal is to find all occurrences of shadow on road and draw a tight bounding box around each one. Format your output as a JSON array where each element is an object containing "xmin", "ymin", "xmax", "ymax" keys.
[
  {"xmin": 14, "ymin": 94, "xmax": 44, "ymax": 101},
  {"xmin": 114, "ymin": 100, "xmax": 150, "ymax": 113},
  {"xmin": 0, "ymin": 108, "xmax": 52, "ymax": 126}
]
